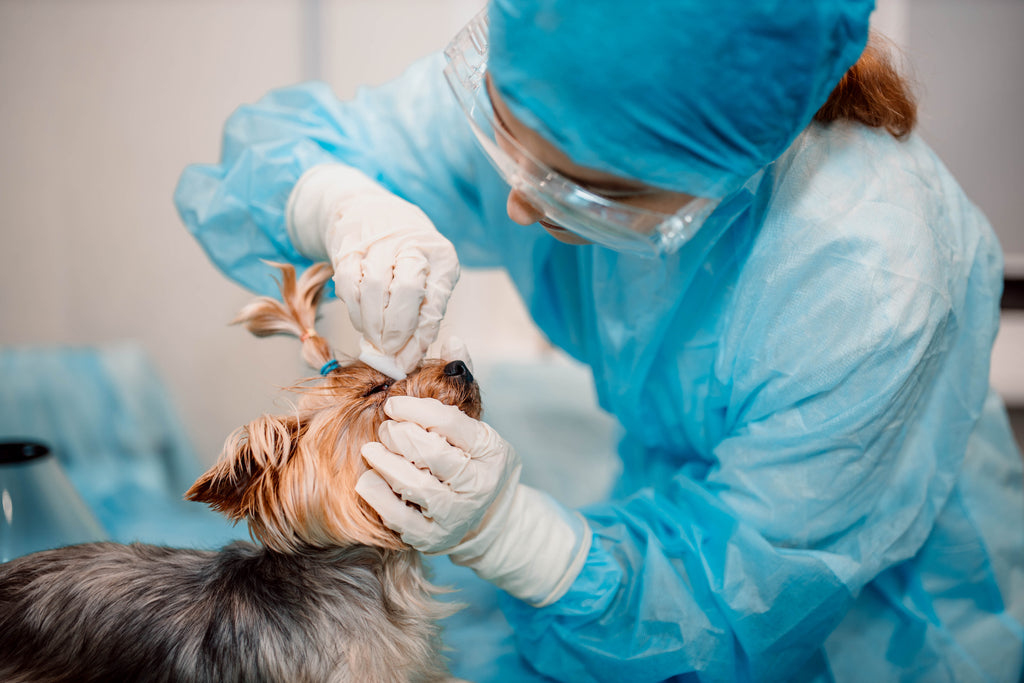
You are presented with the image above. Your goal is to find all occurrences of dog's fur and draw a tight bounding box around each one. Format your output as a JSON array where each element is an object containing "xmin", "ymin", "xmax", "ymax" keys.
[{"xmin": 0, "ymin": 263, "xmax": 481, "ymax": 683}]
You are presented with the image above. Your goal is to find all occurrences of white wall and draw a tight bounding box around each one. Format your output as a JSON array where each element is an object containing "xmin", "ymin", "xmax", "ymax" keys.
[
  {"xmin": 1, "ymin": 1, "xmax": 309, "ymax": 464},
  {"xmin": 0, "ymin": 0, "xmax": 546, "ymax": 464},
  {"xmin": 905, "ymin": 0, "xmax": 1024, "ymax": 276},
  {"xmin": 899, "ymin": 0, "xmax": 1024, "ymax": 404},
  {"xmin": 0, "ymin": 0, "xmax": 1020, "ymax": 465}
]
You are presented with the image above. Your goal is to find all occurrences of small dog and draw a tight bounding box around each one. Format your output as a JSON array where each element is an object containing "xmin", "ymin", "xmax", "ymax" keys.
[{"xmin": 0, "ymin": 263, "xmax": 480, "ymax": 683}]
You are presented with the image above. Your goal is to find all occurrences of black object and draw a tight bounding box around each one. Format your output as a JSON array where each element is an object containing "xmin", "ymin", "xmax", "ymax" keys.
[
  {"xmin": 1002, "ymin": 278, "xmax": 1024, "ymax": 310},
  {"xmin": 0, "ymin": 441, "xmax": 51, "ymax": 465}
]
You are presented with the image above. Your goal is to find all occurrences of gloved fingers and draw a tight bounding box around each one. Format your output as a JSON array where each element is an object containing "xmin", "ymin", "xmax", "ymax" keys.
[
  {"xmin": 355, "ymin": 242, "xmax": 402, "ymax": 352},
  {"xmin": 385, "ymin": 395, "xmax": 493, "ymax": 454},
  {"xmin": 354, "ymin": 470, "xmax": 435, "ymax": 541},
  {"xmin": 380, "ymin": 248, "xmax": 430, "ymax": 354},
  {"xmin": 332, "ymin": 252, "xmax": 367, "ymax": 335},
  {"xmin": 378, "ymin": 419, "xmax": 470, "ymax": 483},
  {"xmin": 409, "ymin": 236, "xmax": 458, "ymax": 361},
  {"xmin": 361, "ymin": 441, "xmax": 447, "ymax": 510},
  {"xmin": 393, "ymin": 338, "xmax": 430, "ymax": 377},
  {"xmin": 420, "ymin": 237, "xmax": 461, "ymax": 292},
  {"xmin": 388, "ymin": 262, "xmax": 455, "ymax": 374},
  {"xmin": 440, "ymin": 336, "xmax": 474, "ymax": 374},
  {"xmin": 416, "ymin": 279, "xmax": 454, "ymax": 347},
  {"xmin": 392, "ymin": 317, "xmax": 442, "ymax": 376}
]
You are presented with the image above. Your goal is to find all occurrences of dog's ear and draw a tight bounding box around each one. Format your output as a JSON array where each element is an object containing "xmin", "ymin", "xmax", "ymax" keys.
[{"xmin": 186, "ymin": 414, "xmax": 302, "ymax": 520}]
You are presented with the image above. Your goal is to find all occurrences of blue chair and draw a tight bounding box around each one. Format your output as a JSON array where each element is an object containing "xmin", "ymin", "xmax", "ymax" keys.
[{"xmin": 0, "ymin": 342, "xmax": 245, "ymax": 549}]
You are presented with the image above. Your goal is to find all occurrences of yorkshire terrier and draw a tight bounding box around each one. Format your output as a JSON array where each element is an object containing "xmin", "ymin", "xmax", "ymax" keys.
[{"xmin": 0, "ymin": 262, "xmax": 480, "ymax": 683}]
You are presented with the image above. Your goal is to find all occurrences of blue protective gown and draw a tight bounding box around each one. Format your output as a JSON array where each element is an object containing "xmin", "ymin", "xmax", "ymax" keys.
[{"xmin": 175, "ymin": 55, "xmax": 1024, "ymax": 682}]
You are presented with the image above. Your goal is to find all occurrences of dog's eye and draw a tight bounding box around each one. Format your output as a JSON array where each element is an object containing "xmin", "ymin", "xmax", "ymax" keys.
[{"xmin": 364, "ymin": 382, "xmax": 392, "ymax": 397}]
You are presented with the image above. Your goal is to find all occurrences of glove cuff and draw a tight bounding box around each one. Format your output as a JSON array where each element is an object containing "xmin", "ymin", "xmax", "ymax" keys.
[
  {"xmin": 449, "ymin": 485, "xmax": 592, "ymax": 608},
  {"xmin": 285, "ymin": 163, "xmax": 391, "ymax": 260}
]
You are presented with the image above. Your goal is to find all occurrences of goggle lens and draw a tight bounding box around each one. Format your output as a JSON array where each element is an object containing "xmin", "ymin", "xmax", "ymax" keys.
[{"xmin": 443, "ymin": 12, "xmax": 718, "ymax": 257}]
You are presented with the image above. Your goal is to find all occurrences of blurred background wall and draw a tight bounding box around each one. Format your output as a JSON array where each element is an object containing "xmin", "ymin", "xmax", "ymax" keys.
[{"xmin": 1, "ymin": 0, "xmax": 1021, "ymax": 464}]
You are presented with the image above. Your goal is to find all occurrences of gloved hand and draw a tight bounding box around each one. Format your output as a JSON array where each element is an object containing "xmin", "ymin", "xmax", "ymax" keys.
[
  {"xmin": 355, "ymin": 386, "xmax": 592, "ymax": 607},
  {"xmin": 286, "ymin": 163, "xmax": 459, "ymax": 379}
]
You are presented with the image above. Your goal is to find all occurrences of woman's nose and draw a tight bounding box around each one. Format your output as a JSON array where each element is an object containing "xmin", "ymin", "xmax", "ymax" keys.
[{"xmin": 507, "ymin": 189, "xmax": 546, "ymax": 226}]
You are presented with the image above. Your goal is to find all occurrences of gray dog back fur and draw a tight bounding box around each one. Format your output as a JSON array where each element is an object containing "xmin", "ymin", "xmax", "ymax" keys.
[{"xmin": 0, "ymin": 541, "xmax": 451, "ymax": 682}]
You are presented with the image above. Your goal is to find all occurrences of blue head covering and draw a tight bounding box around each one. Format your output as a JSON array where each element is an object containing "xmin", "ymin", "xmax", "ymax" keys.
[{"xmin": 488, "ymin": 0, "xmax": 874, "ymax": 197}]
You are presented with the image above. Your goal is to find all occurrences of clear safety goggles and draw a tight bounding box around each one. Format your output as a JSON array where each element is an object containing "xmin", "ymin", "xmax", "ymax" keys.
[{"xmin": 442, "ymin": 12, "xmax": 719, "ymax": 258}]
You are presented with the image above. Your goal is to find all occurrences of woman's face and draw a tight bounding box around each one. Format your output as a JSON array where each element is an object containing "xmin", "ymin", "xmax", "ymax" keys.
[{"xmin": 486, "ymin": 76, "xmax": 696, "ymax": 245}]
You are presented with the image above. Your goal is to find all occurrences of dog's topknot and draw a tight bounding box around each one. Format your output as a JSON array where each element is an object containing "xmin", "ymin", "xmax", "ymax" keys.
[{"xmin": 232, "ymin": 261, "xmax": 335, "ymax": 372}]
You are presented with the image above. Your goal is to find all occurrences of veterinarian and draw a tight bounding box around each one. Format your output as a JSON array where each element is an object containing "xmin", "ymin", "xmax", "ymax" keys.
[{"xmin": 175, "ymin": 0, "xmax": 1024, "ymax": 680}]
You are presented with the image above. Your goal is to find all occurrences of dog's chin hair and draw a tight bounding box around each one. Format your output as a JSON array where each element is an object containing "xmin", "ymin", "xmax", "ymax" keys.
[{"xmin": 0, "ymin": 357, "xmax": 481, "ymax": 683}]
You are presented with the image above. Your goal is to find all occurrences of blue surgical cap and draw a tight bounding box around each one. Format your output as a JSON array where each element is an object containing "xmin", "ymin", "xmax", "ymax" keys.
[{"xmin": 488, "ymin": 0, "xmax": 874, "ymax": 197}]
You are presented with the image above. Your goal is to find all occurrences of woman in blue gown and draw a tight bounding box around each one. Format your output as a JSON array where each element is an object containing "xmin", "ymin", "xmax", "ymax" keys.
[{"xmin": 175, "ymin": 1, "xmax": 1024, "ymax": 680}]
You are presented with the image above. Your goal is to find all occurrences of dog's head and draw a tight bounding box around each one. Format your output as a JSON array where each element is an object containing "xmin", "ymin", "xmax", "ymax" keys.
[{"xmin": 186, "ymin": 358, "xmax": 481, "ymax": 552}]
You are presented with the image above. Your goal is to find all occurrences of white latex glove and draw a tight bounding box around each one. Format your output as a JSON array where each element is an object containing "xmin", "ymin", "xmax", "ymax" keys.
[
  {"xmin": 286, "ymin": 163, "xmax": 460, "ymax": 379},
  {"xmin": 355, "ymin": 396, "xmax": 592, "ymax": 607}
]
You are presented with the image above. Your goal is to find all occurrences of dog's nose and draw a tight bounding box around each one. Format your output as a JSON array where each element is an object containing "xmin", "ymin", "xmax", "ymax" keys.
[{"xmin": 443, "ymin": 360, "xmax": 474, "ymax": 384}]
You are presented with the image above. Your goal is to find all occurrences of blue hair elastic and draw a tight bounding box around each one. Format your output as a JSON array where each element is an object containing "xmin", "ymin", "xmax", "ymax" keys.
[{"xmin": 320, "ymin": 359, "xmax": 340, "ymax": 376}]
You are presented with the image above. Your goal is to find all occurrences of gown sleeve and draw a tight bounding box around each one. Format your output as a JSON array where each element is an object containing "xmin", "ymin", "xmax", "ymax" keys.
[{"xmin": 174, "ymin": 53, "xmax": 505, "ymax": 297}]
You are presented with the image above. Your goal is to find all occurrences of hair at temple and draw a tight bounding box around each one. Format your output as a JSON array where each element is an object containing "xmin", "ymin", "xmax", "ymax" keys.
[{"xmin": 814, "ymin": 32, "xmax": 918, "ymax": 139}]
